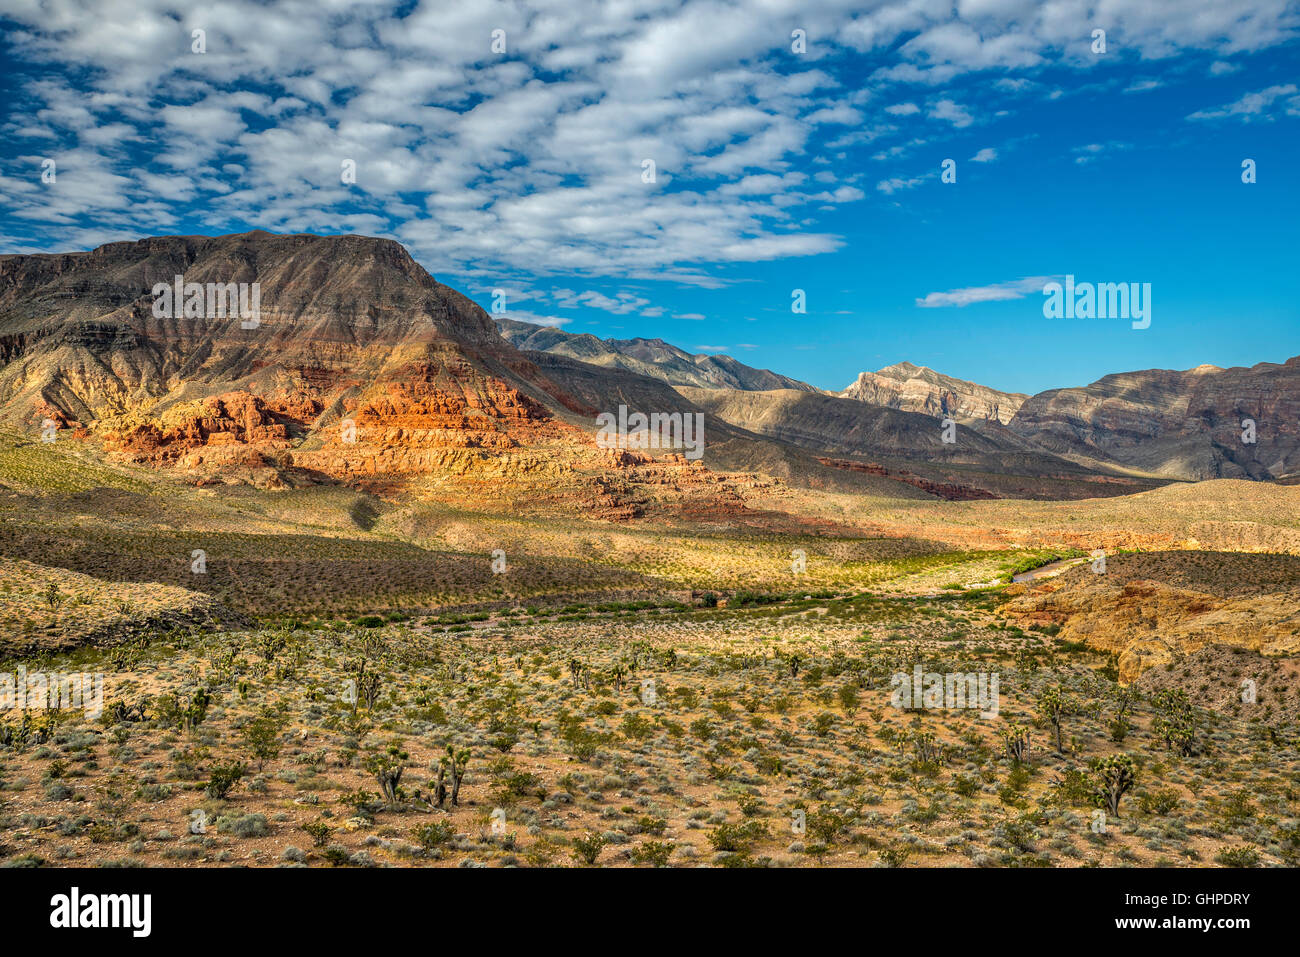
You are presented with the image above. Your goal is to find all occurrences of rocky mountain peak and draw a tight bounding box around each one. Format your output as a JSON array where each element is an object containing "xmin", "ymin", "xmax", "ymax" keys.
[{"xmin": 840, "ymin": 363, "xmax": 1028, "ymax": 424}]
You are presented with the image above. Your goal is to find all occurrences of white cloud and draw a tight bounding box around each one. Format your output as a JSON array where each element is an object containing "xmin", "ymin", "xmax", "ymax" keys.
[
  {"xmin": 970, "ymin": 147, "xmax": 997, "ymax": 163},
  {"xmin": 1071, "ymin": 141, "xmax": 1131, "ymax": 165},
  {"xmin": 1188, "ymin": 84, "xmax": 1299, "ymax": 121},
  {"xmin": 498, "ymin": 310, "xmax": 571, "ymax": 328},
  {"xmin": 876, "ymin": 176, "xmax": 925, "ymax": 195},
  {"xmin": 929, "ymin": 98, "xmax": 975, "ymax": 127},
  {"xmin": 916, "ymin": 275, "xmax": 1059, "ymax": 308}
]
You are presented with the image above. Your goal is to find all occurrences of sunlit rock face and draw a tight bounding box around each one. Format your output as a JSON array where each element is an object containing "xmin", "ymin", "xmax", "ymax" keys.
[
  {"xmin": 840, "ymin": 362, "xmax": 1028, "ymax": 425},
  {"xmin": 1007, "ymin": 359, "xmax": 1300, "ymax": 481}
]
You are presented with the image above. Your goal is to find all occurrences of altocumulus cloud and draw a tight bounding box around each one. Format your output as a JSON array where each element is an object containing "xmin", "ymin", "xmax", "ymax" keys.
[{"xmin": 1, "ymin": 0, "xmax": 1297, "ymax": 298}]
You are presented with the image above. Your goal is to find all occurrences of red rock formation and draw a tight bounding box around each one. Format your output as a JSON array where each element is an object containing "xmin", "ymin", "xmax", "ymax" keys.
[{"xmin": 104, "ymin": 391, "xmax": 292, "ymax": 466}]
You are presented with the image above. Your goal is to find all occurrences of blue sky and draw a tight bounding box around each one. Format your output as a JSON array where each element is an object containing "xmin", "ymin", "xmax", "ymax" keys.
[{"xmin": 1, "ymin": 0, "xmax": 1297, "ymax": 395}]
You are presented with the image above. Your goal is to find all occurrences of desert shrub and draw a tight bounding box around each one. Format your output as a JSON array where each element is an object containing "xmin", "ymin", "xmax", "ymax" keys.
[
  {"xmin": 302, "ymin": 820, "xmax": 333, "ymax": 847},
  {"xmin": 216, "ymin": 813, "xmax": 269, "ymax": 838},
  {"xmin": 707, "ymin": 820, "xmax": 766, "ymax": 853},
  {"xmin": 322, "ymin": 844, "xmax": 352, "ymax": 866},
  {"xmin": 1214, "ymin": 846, "xmax": 1259, "ymax": 868},
  {"xmin": 490, "ymin": 769, "xmax": 542, "ymax": 806},
  {"xmin": 621, "ymin": 713, "xmax": 653, "ymax": 741},
  {"xmin": 636, "ymin": 815, "xmax": 668, "ymax": 836},
  {"xmin": 998, "ymin": 817, "xmax": 1038, "ymax": 853},
  {"xmin": 631, "ymin": 841, "xmax": 675, "ymax": 867},
  {"xmin": 952, "ymin": 775, "xmax": 979, "ymax": 798},
  {"xmin": 239, "ymin": 708, "xmax": 286, "ymax": 770},
  {"xmin": 205, "ymin": 761, "xmax": 245, "ymax": 799},
  {"xmin": 808, "ymin": 807, "xmax": 850, "ymax": 845},
  {"xmin": 877, "ymin": 845, "xmax": 912, "ymax": 867},
  {"xmin": 1051, "ymin": 768, "xmax": 1095, "ymax": 807},
  {"xmin": 1219, "ymin": 789, "xmax": 1256, "ymax": 827},
  {"xmin": 488, "ymin": 723, "xmax": 520, "ymax": 753},
  {"xmin": 1138, "ymin": 789, "xmax": 1181, "ymax": 816},
  {"xmin": 572, "ymin": 832, "xmax": 607, "ymax": 865},
  {"xmin": 412, "ymin": 820, "xmax": 455, "ymax": 850}
]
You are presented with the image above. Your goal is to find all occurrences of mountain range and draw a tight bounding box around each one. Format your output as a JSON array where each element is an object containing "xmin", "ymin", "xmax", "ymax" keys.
[
  {"xmin": 496, "ymin": 317, "xmax": 816, "ymax": 393},
  {"xmin": 1, "ymin": 231, "xmax": 1295, "ymax": 511},
  {"xmin": 499, "ymin": 316, "xmax": 1298, "ymax": 487}
]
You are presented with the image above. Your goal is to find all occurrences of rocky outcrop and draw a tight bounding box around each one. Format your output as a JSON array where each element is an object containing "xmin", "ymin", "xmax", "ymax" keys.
[
  {"xmin": 103, "ymin": 391, "xmax": 292, "ymax": 467},
  {"xmin": 1000, "ymin": 552, "xmax": 1300, "ymax": 683},
  {"xmin": 840, "ymin": 362, "xmax": 1028, "ymax": 424}
]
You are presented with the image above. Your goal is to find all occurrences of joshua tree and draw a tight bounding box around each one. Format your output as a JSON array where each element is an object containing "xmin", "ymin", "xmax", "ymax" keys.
[
  {"xmin": 1036, "ymin": 686, "xmax": 1072, "ymax": 753},
  {"xmin": 358, "ymin": 671, "xmax": 382, "ymax": 711},
  {"xmin": 912, "ymin": 729, "xmax": 945, "ymax": 766},
  {"xmin": 346, "ymin": 658, "xmax": 382, "ymax": 712},
  {"xmin": 1002, "ymin": 725, "xmax": 1030, "ymax": 764},
  {"xmin": 1152, "ymin": 689, "xmax": 1196, "ymax": 756},
  {"xmin": 1092, "ymin": 753, "xmax": 1137, "ymax": 817},
  {"xmin": 432, "ymin": 761, "xmax": 447, "ymax": 807},
  {"xmin": 435, "ymin": 745, "xmax": 470, "ymax": 807},
  {"xmin": 182, "ymin": 686, "xmax": 211, "ymax": 731},
  {"xmin": 367, "ymin": 743, "xmax": 409, "ymax": 807},
  {"xmin": 1114, "ymin": 687, "xmax": 1136, "ymax": 720}
]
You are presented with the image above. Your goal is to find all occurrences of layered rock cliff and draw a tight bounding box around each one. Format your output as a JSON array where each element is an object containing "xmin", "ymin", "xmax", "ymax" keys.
[
  {"xmin": 839, "ymin": 362, "xmax": 1028, "ymax": 424},
  {"xmin": 1007, "ymin": 358, "xmax": 1300, "ymax": 480}
]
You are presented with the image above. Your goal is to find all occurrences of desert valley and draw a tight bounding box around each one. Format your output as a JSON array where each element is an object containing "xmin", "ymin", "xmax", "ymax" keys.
[{"xmin": 0, "ymin": 231, "xmax": 1296, "ymax": 870}]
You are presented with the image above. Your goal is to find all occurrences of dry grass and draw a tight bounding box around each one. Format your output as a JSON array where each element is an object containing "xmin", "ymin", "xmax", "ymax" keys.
[{"xmin": 0, "ymin": 580, "xmax": 1295, "ymax": 869}]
